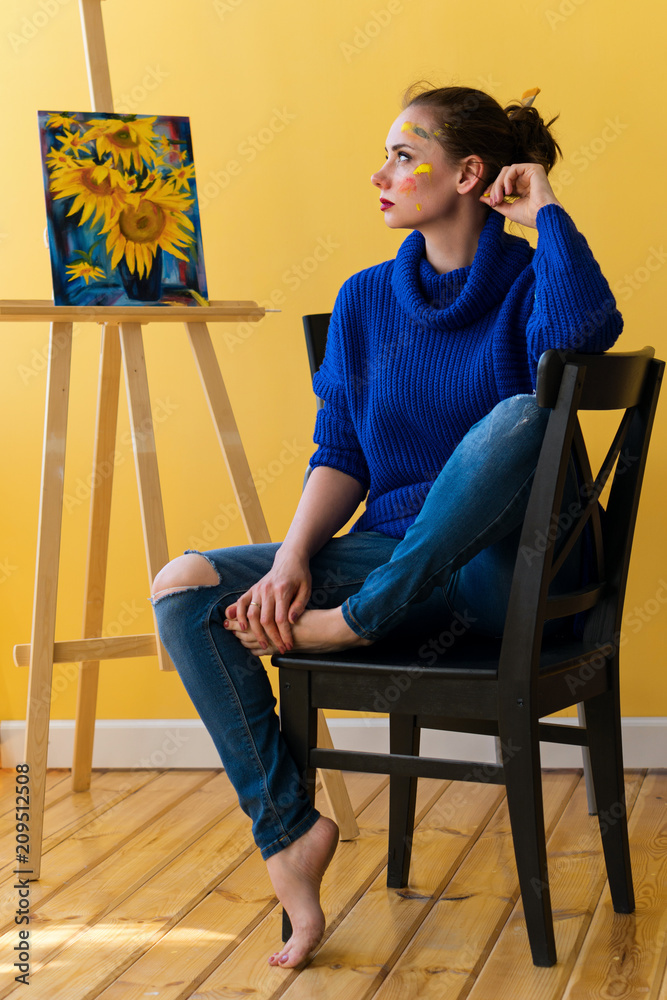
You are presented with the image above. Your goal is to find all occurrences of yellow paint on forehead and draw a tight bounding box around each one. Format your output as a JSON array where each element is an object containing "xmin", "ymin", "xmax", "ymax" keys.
[
  {"xmin": 401, "ymin": 122, "xmax": 431, "ymax": 140},
  {"xmin": 413, "ymin": 163, "xmax": 432, "ymax": 177}
]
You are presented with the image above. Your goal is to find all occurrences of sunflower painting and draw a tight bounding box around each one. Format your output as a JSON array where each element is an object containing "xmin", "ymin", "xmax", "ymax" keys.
[{"xmin": 38, "ymin": 111, "xmax": 208, "ymax": 306}]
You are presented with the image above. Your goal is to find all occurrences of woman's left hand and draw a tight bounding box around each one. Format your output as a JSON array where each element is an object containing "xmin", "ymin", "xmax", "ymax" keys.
[{"xmin": 480, "ymin": 163, "xmax": 563, "ymax": 229}]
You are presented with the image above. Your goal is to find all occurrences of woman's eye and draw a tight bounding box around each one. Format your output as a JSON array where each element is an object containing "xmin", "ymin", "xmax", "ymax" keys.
[{"xmin": 397, "ymin": 151, "xmax": 411, "ymax": 162}]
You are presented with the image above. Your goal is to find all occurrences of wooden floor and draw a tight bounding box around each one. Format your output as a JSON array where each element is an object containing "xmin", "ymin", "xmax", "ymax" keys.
[{"xmin": 0, "ymin": 767, "xmax": 666, "ymax": 1000}]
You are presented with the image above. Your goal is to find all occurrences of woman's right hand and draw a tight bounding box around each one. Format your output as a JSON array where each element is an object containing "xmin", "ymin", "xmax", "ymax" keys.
[{"xmin": 224, "ymin": 547, "xmax": 312, "ymax": 655}]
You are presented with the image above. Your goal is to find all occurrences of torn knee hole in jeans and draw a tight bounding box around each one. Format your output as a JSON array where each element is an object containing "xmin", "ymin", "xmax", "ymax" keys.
[{"xmin": 149, "ymin": 550, "xmax": 221, "ymax": 606}]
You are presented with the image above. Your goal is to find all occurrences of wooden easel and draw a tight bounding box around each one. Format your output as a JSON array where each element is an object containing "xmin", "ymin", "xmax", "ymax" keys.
[{"xmin": 11, "ymin": 0, "xmax": 357, "ymax": 880}]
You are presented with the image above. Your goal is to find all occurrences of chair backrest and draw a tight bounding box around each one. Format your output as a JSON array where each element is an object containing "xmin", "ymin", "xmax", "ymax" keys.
[
  {"xmin": 303, "ymin": 313, "xmax": 331, "ymax": 414},
  {"xmin": 303, "ymin": 313, "xmax": 331, "ymax": 376},
  {"xmin": 500, "ymin": 348, "xmax": 664, "ymax": 695}
]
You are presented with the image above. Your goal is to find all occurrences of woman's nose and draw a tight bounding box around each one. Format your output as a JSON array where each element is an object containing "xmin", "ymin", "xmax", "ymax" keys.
[{"xmin": 371, "ymin": 165, "xmax": 388, "ymax": 188}]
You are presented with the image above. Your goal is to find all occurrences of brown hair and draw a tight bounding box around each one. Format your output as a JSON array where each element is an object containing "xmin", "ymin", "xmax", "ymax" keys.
[{"xmin": 402, "ymin": 83, "xmax": 562, "ymax": 184}]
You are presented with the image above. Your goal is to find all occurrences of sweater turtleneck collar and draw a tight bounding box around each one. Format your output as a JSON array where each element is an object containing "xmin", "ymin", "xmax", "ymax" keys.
[{"xmin": 390, "ymin": 209, "xmax": 534, "ymax": 331}]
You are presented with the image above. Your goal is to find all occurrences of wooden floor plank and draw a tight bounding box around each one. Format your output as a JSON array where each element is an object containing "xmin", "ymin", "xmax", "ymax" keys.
[
  {"xmin": 190, "ymin": 779, "xmax": 449, "ymax": 999},
  {"xmin": 92, "ymin": 772, "xmax": 388, "ymax": 1000},
  {"xmin": 277, "ymin": 780, "xmax": 507, "ymax": 1000},
  {"xmin": 562, "ymin": 770, "xmax": 667, "ymax": 1000},
  {"xmin": 465, "ymin": 770, "xmax": 645, "ymax": 1000},
  {"xmin": 0, "ymin": 772, "xmax": 243, "ymax": 1000},
  {"xmin": 0, "ymin": 768, "xmax": 71, "ymax": 818},
  {"xmin": 657, "ymin": 951, "xmax": 667, "ymax": 999},
  {"xmin": 372, "ymin": 770, "xmax": 580, "ymax": 1000},
  {"xmin": 0, "ymin": 769, "xmax": 218, "ymax": 939},
  {"xmin": 0, "ymin": 769, "xmax": 159, "ymax": 882}
]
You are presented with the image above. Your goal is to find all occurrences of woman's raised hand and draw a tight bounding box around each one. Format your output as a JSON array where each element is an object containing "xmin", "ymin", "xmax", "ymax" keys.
[
  {"xmin": 480, "ymin": 162, "xmax": 563, "ymax": 229},
  {"xmin": 224, "ymin": 547, "xmax": 312, "ymax": 655}
]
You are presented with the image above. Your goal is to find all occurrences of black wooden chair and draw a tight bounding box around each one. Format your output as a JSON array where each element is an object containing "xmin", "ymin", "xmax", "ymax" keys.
[{"xmin": 274, "ymin": 330, "xmax": 663, "ymax": 966}]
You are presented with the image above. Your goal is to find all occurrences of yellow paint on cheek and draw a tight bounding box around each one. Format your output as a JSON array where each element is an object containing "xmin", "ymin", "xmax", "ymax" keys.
[
  {"xmin": 416, "ymin": 204, "xmax": 422, "ymax": 211},
  {"xmin": 413, "ymin": 163, "xmax": 432, "ymax": 177}
]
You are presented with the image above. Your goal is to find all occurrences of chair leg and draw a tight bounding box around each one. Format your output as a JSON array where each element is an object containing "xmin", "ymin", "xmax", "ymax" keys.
[
  {"xmin": 387, "ymin": 715, "xmax": 420, "ymax": 889},
  {"xmin": 278, "ymin": 667, "xmax": 318, "ymax": 943},
  {"xmin": 578, "ymin": 702, "xmax": 597, "ymax": 815},
  {"xmin": 501, "ymin": 718, "xmax": 557, "ymax": 967},
  {"xmin": 583, "ymin": 688, "xmax": 634, "ymax": 913}
]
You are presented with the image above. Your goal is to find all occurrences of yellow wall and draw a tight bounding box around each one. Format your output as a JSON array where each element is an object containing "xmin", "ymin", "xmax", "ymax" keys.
[{"xmin": 1, "ymin": 0, "xmax": 666, "ymax": 725}]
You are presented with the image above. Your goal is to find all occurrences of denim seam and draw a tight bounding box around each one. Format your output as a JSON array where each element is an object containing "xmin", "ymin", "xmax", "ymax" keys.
[
  {"xmin": 309, "ymin": 577, "xmax": 367, "ymax": 596},
  {"xmin": 439, "ymin": 583, "xmax": 458, "ymax": 621},
  {"xmin": 353, "ymin": 469, "xmax": 538, "ymax": 640}
]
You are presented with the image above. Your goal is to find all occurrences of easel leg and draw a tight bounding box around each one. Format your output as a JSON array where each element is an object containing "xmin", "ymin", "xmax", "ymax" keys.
[
  {"xmin": 23, "ymin": 323, "xmax": 73, "ymax": 879},
  {"xmin": 186, "ymin": 321, "xmax": 357, "ymax": 839},
  {"xmin": 72, "ymin": 325, "xmax": 122, "ymax": 791},
  {"xmin": 119, "ymin": 323, "xmax": 173, "ymax": 671},
  {"xmin": 185, "ymin": 321, "xmax": 271, "ymax": 543},
  {"xmin": 317, "ymin": 713, "xmax": 359, "ymax": 840}
]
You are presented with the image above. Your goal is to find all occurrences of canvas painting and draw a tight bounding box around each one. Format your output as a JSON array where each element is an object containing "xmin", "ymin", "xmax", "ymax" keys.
[{"xmin": 38, "ymin": 111, "xmax": 208, "ymax": 306}]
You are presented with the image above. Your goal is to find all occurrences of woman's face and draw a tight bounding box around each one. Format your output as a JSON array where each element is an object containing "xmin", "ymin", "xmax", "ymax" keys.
[{"xmin": 371, "ymin": 108, "xmax": 481, "ymax": 230}]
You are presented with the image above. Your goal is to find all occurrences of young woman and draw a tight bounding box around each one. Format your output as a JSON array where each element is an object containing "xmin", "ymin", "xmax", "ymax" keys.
[{"xmin": 150, "ymin": 85, "xmax": 622, "ymax": 968}]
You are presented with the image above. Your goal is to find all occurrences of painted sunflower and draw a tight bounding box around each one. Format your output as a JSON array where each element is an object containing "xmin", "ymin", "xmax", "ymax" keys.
[
  {"xmin": 56, "ymin": 128, "xmax": 90, "ymax": 156},
  {"xmin": 82, "ymin": 116, "xmax": 158, "ymax": 172},
  {"xmin": 46, "ymin": 112, "xmax": 80, "ymax": 131},
  {"xmin": 45, "ymin": 148, "xmax": 75, "ymax": 174},
  {"xmin": 66, "ymin": 260, "xmax": 107, "ymax": 285},
  {"xmin": 50, "ymin": 159, "xmax": 128, "ymax": 229},
  {"xmin": 166, "ymin": 162, "xmax": 195, "ymax": 191},
  {"xmin": 100, "ymin": 179, "xmax": 195, "ymax": 277}
]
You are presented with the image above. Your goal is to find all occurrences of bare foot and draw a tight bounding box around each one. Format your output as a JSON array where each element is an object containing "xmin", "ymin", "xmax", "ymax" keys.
[
  {"xmin": 265, "ymin": 816, "xmax": 339, "ymax": 968},
  {"xmin": 225, "ymin": 606, "xmax": 373, "ymax": 656}
]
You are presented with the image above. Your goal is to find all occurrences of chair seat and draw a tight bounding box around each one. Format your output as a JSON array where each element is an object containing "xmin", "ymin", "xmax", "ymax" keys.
[{"xmin": 276, "ymin": 629, "xmax": 608, "ymax": 678}]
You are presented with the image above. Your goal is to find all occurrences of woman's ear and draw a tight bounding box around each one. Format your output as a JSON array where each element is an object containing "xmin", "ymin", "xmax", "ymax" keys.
[{"xmin": 458, "ymin": 156, "xmax": 486, "ymax": 194}]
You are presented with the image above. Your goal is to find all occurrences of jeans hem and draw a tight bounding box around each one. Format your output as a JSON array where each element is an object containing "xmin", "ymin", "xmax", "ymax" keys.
[
  {"xmin": 341, "ymin": 599, "xmax": 379, "ymax": 641},
  {"xmin": 259, "ymin": 806, "xmax": 322, "ymax": 861}
]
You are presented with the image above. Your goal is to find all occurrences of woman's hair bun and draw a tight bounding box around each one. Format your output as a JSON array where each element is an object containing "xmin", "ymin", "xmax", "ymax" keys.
[
  {"xmin": 402, "ymin": 84, "xmax": 563, "ymax": 182},
  {"xmin": 504, "ymin": 102, "xmax": 562, "ymax": 173}
]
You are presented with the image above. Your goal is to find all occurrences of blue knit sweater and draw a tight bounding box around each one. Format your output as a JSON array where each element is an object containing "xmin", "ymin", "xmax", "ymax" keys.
[{"xmin": 309, "ymin": 204, "xmax": 623, "ymax": 539}]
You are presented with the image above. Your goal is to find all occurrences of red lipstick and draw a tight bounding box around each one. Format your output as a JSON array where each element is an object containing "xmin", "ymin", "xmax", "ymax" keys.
[{"xmin": 380, "ymin": 198, "xmax": 394, "ymax": 211}]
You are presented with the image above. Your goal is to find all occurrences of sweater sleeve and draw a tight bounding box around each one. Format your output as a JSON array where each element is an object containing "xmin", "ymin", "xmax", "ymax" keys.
[
  {"xmin": 526, "ymin": 204, "xmax": 623, "ymax": 375},
  {"xmin": 308, "ymin": 290, "xmax": 371, "ymax": 493}
]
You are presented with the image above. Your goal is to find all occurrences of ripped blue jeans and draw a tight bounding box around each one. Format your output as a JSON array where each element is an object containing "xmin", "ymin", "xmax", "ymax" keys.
[{"xmin": 152, "ymin": 394, "xmax": 577, "ymax": 859}]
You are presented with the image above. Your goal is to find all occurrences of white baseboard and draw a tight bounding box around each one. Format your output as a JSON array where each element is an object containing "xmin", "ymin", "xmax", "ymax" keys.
[{"xmin": 1, "ymin": 717, "xmax": 665, "ymax": 769}]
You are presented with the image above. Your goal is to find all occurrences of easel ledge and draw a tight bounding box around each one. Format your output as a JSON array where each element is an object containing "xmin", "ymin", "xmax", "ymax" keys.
[{"xmin": 0, "ymin": 299, "xmax": 265, "ymax": 323}]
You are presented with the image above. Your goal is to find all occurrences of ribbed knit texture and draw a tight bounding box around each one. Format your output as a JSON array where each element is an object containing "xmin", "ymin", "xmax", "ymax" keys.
[{"xmin": 310, "ymin": 205, "xmax": 623, "ymax": 539}]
